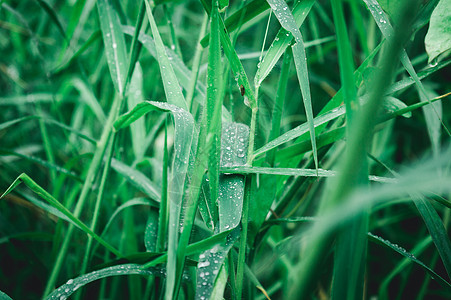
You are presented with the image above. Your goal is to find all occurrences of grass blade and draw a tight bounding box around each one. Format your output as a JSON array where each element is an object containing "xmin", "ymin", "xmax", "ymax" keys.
[
  {"xmin": 144, "ymin": 0, "xmax": 188, "ymax": 110},
  {"xmin": 97, "ymin": 0, "xmax": 127, "ymax": 94},
  {"xmin": 45, "ymin": 264, "xmax": 182, "ymax": 300},
  {"xmin": 267, "ymin": 0, "xmax": 317, "ymax": 170},
  {"xmin": 0, "ymin": 173, "xmax": 122, "ymax": 257},
  {"xmin": 255, "ymin": 0, "xmax": 314, "ymax": 87}
]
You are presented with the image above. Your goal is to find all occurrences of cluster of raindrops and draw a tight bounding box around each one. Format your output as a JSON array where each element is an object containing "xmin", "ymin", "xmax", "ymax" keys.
[{"xmin": 220, "ymin": 123, "xmax": 249, "ymax": 167}]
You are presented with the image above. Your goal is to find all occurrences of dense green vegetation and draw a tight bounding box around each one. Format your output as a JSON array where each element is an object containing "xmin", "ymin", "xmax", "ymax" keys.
[{"xmin": 1, "ymin": 0, "xmax": 451, "ymax": 299}]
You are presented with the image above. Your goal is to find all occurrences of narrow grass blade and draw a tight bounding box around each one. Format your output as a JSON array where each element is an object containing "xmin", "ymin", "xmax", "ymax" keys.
[
  {"xmin": 97, "ymin": 0, "xmax": 127, "ymax": 95},
  {"xmin": 144, "ymin": 0, "xmax": 188, "ymax": 110},
  {"xmin": 220, "ymin": 166, "xmax": 395, "ymax": 183},
  {"xmin": 363, "ymin": 0, "xmax": 450, "ymax": 135},
  {"xmin": 0, "ymin": 148, "xmax": 81, "ymax": 182},
  {"xmin": 200, "ymin": 0, "xmax": 270, "ymax": 47},
  {"xmin": 45, "ymin": 264, "xmax": 185, "ymax": 300},
  {"xmin": 255, "ymin": 0, "xmax": 314, "ymax": 87},
  {"xmin": 115, "ymin": 100, "xmax": 194, "ymax": 299},
  {"xmin": 266, "ymin": 0, "xmax": 317, "ymax": 170},
  {"xmin": 156, "ymin": 120, "xmax": 169, "ymax": 252},
  {"xmin": 36, "ymin": 0, "xmax": 66, "ymax": 39},
  {"xmin": 141, "ymin": 229, "xmax": 237, "ymax": 268},
  {"xmin": 0, "ymin": 173, "xmax": 122, "ymax": 257},
  {"xmin": 368, "ymin": 233, "xmax": 451, "ymax": 290},
  {"xmin": 127, "ymin": 63, "xmax": 147, "ymax": 159},
  {"xmin": 254, "ymin": 105, "xmax": 345, "ymax": 158},
  {"xmin": 110, "ymin": 159, "xmax": 161, "ymax": 201}
]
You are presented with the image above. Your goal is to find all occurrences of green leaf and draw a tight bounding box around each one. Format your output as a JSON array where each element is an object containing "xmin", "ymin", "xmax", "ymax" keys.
[
  {"xmin": 144, "ymin": 0, "xmax": 188, "ymax": 110},
  {"xmin": 255, "ymin": 0, "xmax": 314, "ymax": 87},
  {"xmin": 219, "ymin": 123, "xmax": 249, "ymax": 232},
  {"xmin": 127, "ymin": 63, "xmax": 147, "ymax": 159},
  {"xmin": 425, "ymin": 0, "xmax": 451, "ymax": 63},
  {"xmin": 267, "ymin": 0, "xmax": 317, "ymax": 170},
  {"xmin": 97, "ymin": 0, "xmax": 127, "ymax": 94},
  {"xmin": 45, "ymin": 264, "xmax": 186, "ymax": 300},
  {"xmin": 0, "ymin": 290, "xmax": 13, "ymax": 300},
  {"xmin": 368, "ymin": 233, "xmax": 451, "ymax": 290},
  {"xmin": 195, "ymin": 228, "xmax": 240, "ymax": 299},
  {"xmin": 0, "ymin": 173, "xmax": 122, "ymax": 257},
  {"xmin": 111, "ymin": 159, "xmax": 161, "ymax": 201}
]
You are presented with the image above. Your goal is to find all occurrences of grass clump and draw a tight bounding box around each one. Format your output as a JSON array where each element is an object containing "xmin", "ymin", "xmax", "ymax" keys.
[{"xmin": 1, "ymin": 0, "xmax": 451, "ymax": 299}]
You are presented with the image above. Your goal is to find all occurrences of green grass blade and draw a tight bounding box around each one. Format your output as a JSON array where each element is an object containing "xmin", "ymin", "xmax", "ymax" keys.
[
  {"xmin": 0, "ymin": 173, "xmax": 122, "ymax": 257},
  {"xmin": 200, "ymin": 0, "xmax": 270, "ymax": 47},
  {"xmin": 219, "ymin": 123, "xmax": 249, "ymax": 231},
  {"xmin": 144, "ymin": 0, "xmax": 188, "ymax": 110},
  {"xmin": 368, "ymin": 233, "xmax": 451, "ymax": 290},
  {"xmin": 219, "ymin": 166, "xmax": 395, "ymax": 183},
  {"xmin": 127, "ymin": 63, "xmax": 147, "ymax": 159},
  {"xmin": 363, "ymin": 0, "xmax": 450, "ymax": 136},
  {"xmin": 266, "ymin": 0, "xmax": 317, "ymax": 170},
  {"xmin": 114, "ymin": 100, "xmax": 194, "ymax": 300},
  {"xmin": 110, "ymin": 159, "xmax": 161, "ymax": 201},
  {"xmin": 0, "ymin": 290, "xmax": 13, "ymax": 300},
  {"xmin": 97, "ymin": 0, "xmax": 127, "ymax": 95},
  {"xmin": 36, "ymin": 0, "xmax": 66, "ymax": 40},
  {"xmin": 156, "ymin": 120, "xmax": 169, "ymax": 252},
  {"xmin": 45, "ymin": 264, "xmax": 179, "ymax": 300},
  {"xmin": 255, "ymin": 0, "xmax": 314, "ymax": 87},
  {"xmin": 195, "ymin": 228, "xmax": 240, "ymax": 299},
  {"xmin": 330, "ymin": 1, "xmax": 366, "ymax": 299},
  {"xmin": 254, "ymin": 105, "xmax": 345, "ymax": 158}
]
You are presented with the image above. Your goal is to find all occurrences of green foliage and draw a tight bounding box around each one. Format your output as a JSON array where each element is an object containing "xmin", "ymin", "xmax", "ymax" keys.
[{"xmin": 1, "ymin": 0, "xmax": 451, "ymax": 299}]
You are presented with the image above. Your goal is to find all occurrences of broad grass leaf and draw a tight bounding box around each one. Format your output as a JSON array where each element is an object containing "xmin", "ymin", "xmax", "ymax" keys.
[
  {"xmin": 97, "ymin": 0, "xmax": 127, "ymax": 94},
  {"xmin": 219, "ymin": 123, "xmax": 249, "ymax": 232},
  {"xmin": 425, "ymin": 0, "xmax": 451, "ymax": 63},
  {"xmin": 195, "ymin": 228, "xmax": 240, "ymax": 300}
]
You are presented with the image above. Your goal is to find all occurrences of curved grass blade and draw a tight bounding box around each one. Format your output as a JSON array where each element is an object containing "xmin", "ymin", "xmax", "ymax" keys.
[
  {"xmin": 36, "ymin": 0, "xmax": 66, "ymax": 40},
  {"xmin": 363, "ymin": 0, "xmax": 450, "ymax": 135},
  {"xmin": 110, "ymin": 159, "xmax": 161, "ymax": 201},
  {"xmin": 144, "ymin": 0, "xmax": 187, "ymax": 110},
  {"xmin": 45, "ymin": 264, "xmax": 189, "ymax": 300},
  {"xmin": 255, "ymin": 0, "xmax": 314, "ymax": 87},
  {"xmin": 0, "ymin": 93, "xmax": 57, "ymax": 105},
  {"xmin": 267, "ymin": 0, "xmax": 317, "ymax": 170},
  {"xmin": 0, "ymin": 148, "xmax": 82, "ymax": 182},
  {"xmin": 0, "ymin": 173, "xmax": 122, "ymax": 257},
  {"xmin": 97, "ymin": 0, "xmax": 127, "ymax": 95},
  {"xmin": 200, "ymin": 0, "xmax": 270, "ymax": 47},
  {"xmin": 0, "ymin": 290, "xmax": 13, "ymax": 300},
  {"xmin": 114, "ymin": 100, "xmax": 194, "ymax": 299},
  {"xmin": 368, "ymin": 233, "xmax": 451, "ymax": 290}
]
